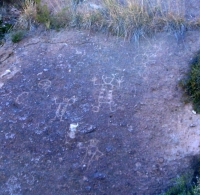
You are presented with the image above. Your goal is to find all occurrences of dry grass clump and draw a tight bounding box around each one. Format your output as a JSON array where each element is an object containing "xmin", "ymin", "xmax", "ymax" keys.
[
  {"xmin": 80, "ymin": 0, "xmax": 189, "ymax": 42},
  {"xmin": 99, "ymin": 0, "xmax": 187, "ymax": 42},
  {"xmin": 103, "ymin": 0, "xmax": 153, "ymax": 41},
  {"xmin": 12, "ymin": 0, "xmax": 200, "ymax": 42},
  {"xmin": 14, "ymin": 0, "xmax": 37, "ymax": 30},
  {"xmin": 190, "ymin": 18, "xmax": 200, "ymax": 29},
  {"xmin": 50, "ymin": 7, "xmax": 72, "ymax": 29},
  {"xmin": 80, "ymin": 9, "xmax": 105, "ymax": 32},
  {"xmin": 155, "ymin": 13, "xmax": 186, "ymax": 40}
]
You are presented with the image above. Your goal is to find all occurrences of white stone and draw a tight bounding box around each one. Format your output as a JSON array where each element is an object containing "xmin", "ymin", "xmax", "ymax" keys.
[{"xmin": 68, "ymin": 123, "xmax": 79, "ymax": 139}]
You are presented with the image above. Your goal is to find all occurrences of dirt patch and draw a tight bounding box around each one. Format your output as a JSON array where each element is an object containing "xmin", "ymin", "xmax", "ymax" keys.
[{"xmin": 0, "ymin": 28, "xmax": 200, "ymax": 194}]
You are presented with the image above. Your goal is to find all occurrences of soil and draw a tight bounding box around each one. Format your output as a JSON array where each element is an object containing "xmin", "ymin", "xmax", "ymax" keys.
[{"xmin": 1, "ymin": 1, "xmax": 200, "ymax": 195}]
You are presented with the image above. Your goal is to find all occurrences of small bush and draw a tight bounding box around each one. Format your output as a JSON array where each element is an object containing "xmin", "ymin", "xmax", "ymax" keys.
[
  {"xmin": 180, "ymin": 51, "xmax": 200, "ymax": 113},
  {"xmin": 0, "ymin": 20, "xmax": 12, "ymax": 38},
  {"xmin": 11, "ymin": 30, "xmax": 24, "ymax": 42},
  {"xmin": 161, "ymin": 14, "xmax": 186, "ymax": 41},
  {"xmin": 82, "ymin": 10, "xmax": 105, "ymax": 32},
  {"xmin": 35, "ymin": 3, "xmax": 51, "ymax": 28},
  {"xmin": 0, "ymin": 17, "xmax": 12, "ymax": 45},
  {"xmin": 162, "ymin": 176, "xmax": 192, "ymax": 195},
  {"xmin": 162, "ymin": 159, "xmax": 200, "ymax": 195},
  {"xmin": 9, "ymin": 0, "xmax": 200, "ymax": 41},
  {"xmin": 161, "ymin": 176, "xmax": 200, "ymax": 195},
  {"xmin": 50, "ymin": 7, "xmax": 72, "ymax": 30},
  {"xmin": 14, "ymin": 0, "xmax": 37, "ymax": 30}
]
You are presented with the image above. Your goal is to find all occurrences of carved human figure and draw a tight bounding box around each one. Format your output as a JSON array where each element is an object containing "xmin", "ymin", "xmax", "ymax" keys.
[
  {"xmin": 92, "ymin": 74, "xmax": 123, "ymax": 112},
  {"xmin": 52, "ymin": 96, "xmax": 77, "ymax": 121},
  {"xmin": 38, "ymin": 79, "xmax": 51, "ymax": 91},
  {"xmin": 78, "ymin": 139, "xmax": 104, "ymax": 169}
]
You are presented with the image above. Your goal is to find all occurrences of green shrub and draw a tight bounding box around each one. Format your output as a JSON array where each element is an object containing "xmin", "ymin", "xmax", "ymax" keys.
[
  {"xmin": 50, "ymin": 7, "xmax": 71, "ymax": 30},
  {"xmin": 162, "ymin": 176, "xmax": 192, "ymax": 195},
  {"xmin": 161, "ymin": 175, "xmax": 200, "ymax": 195},
  {"xmin": 11, "ymin": 30, "xmax": 24, "ymax": 42},
  {"xmin": 33, "ymin": 0, "xmax": 40, "ymax": 4},
  {"xmin": 35, "ymin": 3, "xmax": 51, "ymax": 28},
  {"xmin": 162, "ymin": 156, "xmax": 200, "ymax": 195},
  {"xmin": 0, "ymin": 20, "xmax": 12, "ymax": 38},
  {"xmin": 0, "ymin": 19, "xmax": 12, "ymax": 45},
  {"xmin": 180, "ymin": 51, "xmax": 200, "ymax": 113},
  {"xmin": 6, "ymin": 0, "xmax": 200, "ymax": 42}
]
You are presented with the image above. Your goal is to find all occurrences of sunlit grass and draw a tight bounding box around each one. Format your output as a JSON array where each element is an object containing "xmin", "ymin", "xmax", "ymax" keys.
[{"xmin": 9, "ymin": 0, "xmax": 200, "ymax": 42}]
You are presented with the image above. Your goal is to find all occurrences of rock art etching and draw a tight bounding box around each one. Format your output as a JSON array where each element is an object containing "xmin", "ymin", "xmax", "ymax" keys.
[
  {"xmin": 4, "ymin": 176, "xmax": 21, "ymax": 195},
  {"xmin": 38, "ymin": 79, "xmax": 51, "ymax": 91},
  {"xmin": 78, "ymin": 139, "xmax": 104, "ymax": 169},
  {"xmin": 92, "ymin": 74, "xmax": 124, "ymax": 112},
  {"xmin": 51, "ymin": 96, "xmax": 77, "ymax": 121},
  {"xmin": 15, "ymin": 92, "xmax": 29, "ymax": 104},
  {"xmin": 5, "ymin": 132, "xmax": 15, "ymax": 139},
  {"xmin": 35, "ymin": 123, "xmax": 48, "ymax": 135},
  {"xmin": 127, "ymin": 125, "xmax": 134, "ymax": 132}
]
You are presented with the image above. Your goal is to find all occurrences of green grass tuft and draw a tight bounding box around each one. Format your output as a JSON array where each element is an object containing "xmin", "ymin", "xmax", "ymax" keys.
[
  {"xmin": 180, "ymin": 51, "xmax": 200, "ymax": 113},
  {"xmin": 11, "ymin": 30, "xmax": 24, "ymax": 43},
  {"xmin": 6, "ymin": 0, "xmax": 200, "ymax": 42},
  {"xmin": 35, "ymin": 3, "xmax": 51, "ymax": 28},
  {"xmin": 0, "ymin": 20, "xmax": 12, "ymax": 39},
  {"xmin": 161, "ymin": 175, "xmax": 192, "ymax": 195}
]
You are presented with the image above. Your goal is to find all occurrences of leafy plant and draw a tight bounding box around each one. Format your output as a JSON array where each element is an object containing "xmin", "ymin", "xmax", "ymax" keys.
[
  {"xmin": 162, "ymin": 176, "xmax": 192, "ymax": 195},
  {"xmin": 0, "ymin": 19, "xmax": 12, "ymax": 45},
  {"xmin": 14, "ymin": 0, "xmax": 37, "ymax": 30},
  {"xmin": 35, "ymin": 3, "xmax": 51, "ymax": 28},
  {"xmin": 50, "ymin": 7, "xmax": 71, "ymax": 30},
  {"xmin": 6, "ymin": 0, "xmax": 200, "ymax": 42},
  {"xmin": 0, "ymin": 20, "xmax": 12, "ymax": 38},
  {"xmin": 162, "ymin": 158, "xmax": 200, "ymax": 195},
  {"xmin": 180, "ymin": 51, "xmax": 200, "ymax": 113},
  {"xmin": 193, "ymin": 178, "xmax": 200, "ymax": 195},
  {"xmin": 11, "ymin": 30, "xmax": 24, "ymax": 43}
]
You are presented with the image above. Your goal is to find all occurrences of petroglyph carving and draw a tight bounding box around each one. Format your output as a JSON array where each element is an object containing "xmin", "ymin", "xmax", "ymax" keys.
[
  {"xmin": 107, "ymin": 118, "xmax": 118, "ymax": 127},
  {"xmin": 5, "ymin": 132, "xmax": 15, "ymax": 139},
  {"xmin": 15, "ymin": 92, "xmax": 29, "ymax": 104},
  {"xmin": 78, "ymin": 139, "xmax": 104, "ymax": 169},
  {"xmin": 5, "ymin": 176, "xmax": 21, "ymax": 195},
  {"xmin": 92, "ymin": 74, "xmax": 123, "ymax": 112},
  {"xmin": 35, "ymin": 123, "xmax": 47, "ymax": 135},
  {"xmin": 38, "ymin": 79, "xmax": 51, "ymax": 91},
  {"xmin": 134, "ymin": 53, "xmax": 156, "ymax": 68},
  {"xmin": 23, "ymin": 173, "xmax": 35, "ymax": 186},
  {"xmin": 116, "ymin": 77, "xmax": 124, "ymax": 87},
  {"xmin": 52, "ymin": 96, "xmax": 77, "ymax": 121},
  {"xmin": 127, "ymin": 125, "xmax": 134, "ymax": 132}
]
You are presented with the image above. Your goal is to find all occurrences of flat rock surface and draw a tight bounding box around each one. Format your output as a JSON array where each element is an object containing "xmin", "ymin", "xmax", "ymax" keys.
[{"xmin": 1, "ymin": 29, "xmax": 200, "ymax": 194}]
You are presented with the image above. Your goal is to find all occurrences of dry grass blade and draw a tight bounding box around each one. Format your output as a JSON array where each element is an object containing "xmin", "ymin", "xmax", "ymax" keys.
[
  {"xmin": 13, "ymin": 0, "xmax": 198, "ymax": 43},
  {"xmin": 14, "ymin": 0, "xmax": 37, "ymax": 30}
]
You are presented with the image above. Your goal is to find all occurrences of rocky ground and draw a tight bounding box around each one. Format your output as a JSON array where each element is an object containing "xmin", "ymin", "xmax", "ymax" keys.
[{"xmin": 1, "ymin": 0, "xmax": 200, "ymax": 195}]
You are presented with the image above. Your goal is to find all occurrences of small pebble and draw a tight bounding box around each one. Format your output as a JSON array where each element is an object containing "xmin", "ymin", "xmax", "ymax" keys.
[
  {"xmin": 135, "ymin": 162, "xmax": 142, "ymax": 169},
  {"xmin": 85, "ymin": 186, "xmax": 91, "ymax": 191},
  {"xmin": 93, "ymin": 172, "xmax": 106, "ymax": 180},
  {"xmin": 192, "ymin": 110, "xmax": 197, "ymax": 115},
  {"xmin": 158, "ymin": 158, "xmax": 164, "ymax": 163}
]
